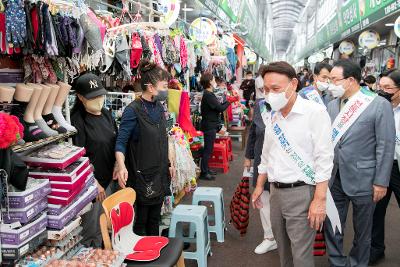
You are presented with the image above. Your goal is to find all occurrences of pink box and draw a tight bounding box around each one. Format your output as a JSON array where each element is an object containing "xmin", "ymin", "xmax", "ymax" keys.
[
  {"xmin": 29, "ymin": 157, "xmax": 90, "ymax": 182},
  {"xmin": 22, "ymin": 145, "xmax": 86, "ymax": 170},
  {"xmin": 47, "ymin": 171, "xmax": 94, "ymax": 206},
  {"xmin": 48, "ymin": 165, "xmax": 92, "ymax": 198}
]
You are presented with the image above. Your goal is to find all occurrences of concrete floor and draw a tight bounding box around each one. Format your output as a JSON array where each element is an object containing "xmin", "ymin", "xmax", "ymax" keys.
[{"xmin": 182, "ymin": 142, "xmax": 400, "ymax": 267}]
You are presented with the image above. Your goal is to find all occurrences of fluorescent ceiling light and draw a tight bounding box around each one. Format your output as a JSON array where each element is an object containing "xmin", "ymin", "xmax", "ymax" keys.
[
  {"xmin": 182, "ymin": 7, "xmax": 194, "ymax": 11},
  {"xmin": 385, "ymin": 23, "xmax": 395, "ymax": 26}
]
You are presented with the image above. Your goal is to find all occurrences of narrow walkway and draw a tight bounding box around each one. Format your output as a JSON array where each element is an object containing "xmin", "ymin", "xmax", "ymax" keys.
[{"xmin": 183, "ymin": 142, "xmax": 400, "ymax": 267}]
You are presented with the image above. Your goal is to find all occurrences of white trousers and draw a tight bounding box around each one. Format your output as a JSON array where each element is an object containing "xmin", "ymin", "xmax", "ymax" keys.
[{"xmin": 260, "ymin": 191, "xmax": 274, "ymax": 239}]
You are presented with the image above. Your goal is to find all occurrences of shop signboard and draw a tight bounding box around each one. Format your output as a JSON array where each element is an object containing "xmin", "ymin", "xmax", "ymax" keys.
[
  {"xmin": 359, "ymin": 30, "xmax": 380, "ymax": 49},
  {"xmin": 394, "ymin": 15, "xmax": 400, "ymax": 37},
  {"xmin": 198, "ymin": 0, "xmax": 219, "ymax": 15},
  {"xmin": 339, "ymin": 40, "xmax": 355, "ymax": 55},
  {"xmin": 189, "ymin": 17, "xmax": 218, "ymax": 45},
  {"xmin": 340, "ymin": 0, "xmax": 361, "ymax": 39},
  {"xmin": 159, "ymin": 0, "xmax": 180, "ymax": 27},
  {"xmin": 218, "ymin": 0, "xmax": 242, "ymax": 23}
]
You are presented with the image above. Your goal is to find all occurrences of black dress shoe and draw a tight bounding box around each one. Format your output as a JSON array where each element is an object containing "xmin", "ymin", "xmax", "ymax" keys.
[
  {"xmin": 369, "ymin": 252, "xmax": 385, "ymax": 265},
  {"xmin": 199, "ymin": 173, "xmax": 215, "ymax": 181},
  {"xmin": 208, "ymin": 170, "xmax": 217, "ymax": 176}
]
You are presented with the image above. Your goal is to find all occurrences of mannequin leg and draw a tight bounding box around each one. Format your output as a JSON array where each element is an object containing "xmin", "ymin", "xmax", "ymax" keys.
[
  {"xmin": 52, "ymin": 81, "xmax": 76, "ymax": 132},
  {"xmin": 0, "ymin": 86, "xmax": 15, "ymax": 103},
  {"xmin": 43, "ymin": 83, "xmax": 59, "ymax": 115},
  {"xmin": 34, "ymin": 84, "xmax": 58, "ymax": 136},
  {"xmin": 0, "ymin": 86, "xmax": 16, "ymax": 113},
  {"xmin": 22, "ymin": 84, "xmax": 48, "ymax": 141},
  {"xmin": 42, "ymin": 83, "xmax": 67, "ymax": 134}
]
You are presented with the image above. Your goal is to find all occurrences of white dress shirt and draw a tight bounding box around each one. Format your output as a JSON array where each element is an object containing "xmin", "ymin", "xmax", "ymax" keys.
[
  {"xmin": 258, "ymin": 96, "xmax": 334, "ymax": 184},
  {"xmin": 394, "ymin": 106, "xmax": 400, "ymax": 160}
]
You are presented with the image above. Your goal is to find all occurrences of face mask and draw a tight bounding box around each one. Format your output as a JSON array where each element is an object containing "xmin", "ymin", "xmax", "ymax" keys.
[
  {"xmin": 328, "ymin": 83, "xmax": 346, "ymax": 98},
  {"xmin": 316, "ymin": 81, "xmax": 329, "ymax": 92},
  {"xmin": 153, "ymin": 90, "xmax": 168, "ymax": 102},
  {"xmin": 266, "ymin": 84, "xmax": 293, "ymax": 111},
  {"xmin": 378, "ymin": 90, "xmax": 394, "ymax": 103},
  {"xmin": 84, "ymin": 96, "xmax": 104, "ymax": 114}
]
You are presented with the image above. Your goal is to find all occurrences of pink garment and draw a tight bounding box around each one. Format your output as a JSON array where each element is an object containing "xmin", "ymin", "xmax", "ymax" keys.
[
  {"xmin": 180, "ymin": 38, "xmax": 188, "ymax": 69},
  {"xmin": 178, "ymin": 91, "xmax": 197, "ymax": 136},
  {"xmin": 87, "ymin": 9, "xmax": 106, "ymax": 42}
]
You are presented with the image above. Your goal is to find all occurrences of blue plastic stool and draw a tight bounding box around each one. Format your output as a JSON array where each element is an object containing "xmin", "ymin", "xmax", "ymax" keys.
[
  {"xmin": 169, "ymin": 205, "xmax": 211, "ymax": 267},
  {"xmin": 192, "ymin": 187, "xmax": 225, "ymax": 243}
]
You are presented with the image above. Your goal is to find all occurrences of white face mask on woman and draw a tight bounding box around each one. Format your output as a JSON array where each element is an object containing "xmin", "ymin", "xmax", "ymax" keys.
[{"xmin": 266, "ymin": 84, "xmax": 294, "ymax": 111}]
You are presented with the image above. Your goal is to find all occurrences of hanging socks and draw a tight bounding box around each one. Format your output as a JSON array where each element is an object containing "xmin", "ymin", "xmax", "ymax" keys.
[
  {"xmin": 35, "ymin": 118, "xmax": 58, "ymax": 136},
  {"xmin": 24, "ymin": 121, "xmax": 48, "ymax": 142},
  {"xmin": 51, "ymin": 106, "xmax": 76, "ymax": 132},
  {"xmin": 42, "ymin": 113, "xmax": 68, "ymax": 134}
]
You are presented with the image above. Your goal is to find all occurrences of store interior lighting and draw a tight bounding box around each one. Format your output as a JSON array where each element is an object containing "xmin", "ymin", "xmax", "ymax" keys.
[
  {"xmin": 385, "ymin": 23, "xmax": 395, "ymax": 26},
  {"xmin": 182, "ymin": 7, "xmax": 194, "ymax": 11}
]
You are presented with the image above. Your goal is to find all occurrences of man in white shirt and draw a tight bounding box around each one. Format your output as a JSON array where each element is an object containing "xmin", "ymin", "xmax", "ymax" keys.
[{"xmin": 252, "ymin": 61, "xmax": 334, "ymax": 267}]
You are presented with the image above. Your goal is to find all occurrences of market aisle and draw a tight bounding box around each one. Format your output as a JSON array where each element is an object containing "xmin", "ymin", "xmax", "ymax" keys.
[{"xmin": 183, "ymin": 141, "xmax": 400, "ymax": 267}]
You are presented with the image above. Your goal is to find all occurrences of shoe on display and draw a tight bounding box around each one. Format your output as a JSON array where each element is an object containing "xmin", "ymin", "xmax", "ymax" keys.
[
  {"xmin": 369, "ymin": 252, "xmax": 385, "ymax": 266},
  {"xmin": 199, "ymin": 173, "xmax": 215, "ymax": 181},
  {"xmin": 254, "ymin": 239, "xmax": 277, "ymax": 255}
]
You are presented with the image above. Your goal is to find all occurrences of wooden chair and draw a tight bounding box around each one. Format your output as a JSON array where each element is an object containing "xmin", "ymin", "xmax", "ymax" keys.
[{"xmin": 99, "ymin": 188, "xmax": 185, "ymax": 267}]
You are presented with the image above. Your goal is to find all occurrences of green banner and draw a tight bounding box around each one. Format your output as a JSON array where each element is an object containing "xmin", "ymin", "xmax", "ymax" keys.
[
  {"xmin": 218, "ymin": 0, "xmax": 242, "ymax": 23},
  {"xmin": 296, "ymin": 0, "xmax": 400, "ymax": 61}
]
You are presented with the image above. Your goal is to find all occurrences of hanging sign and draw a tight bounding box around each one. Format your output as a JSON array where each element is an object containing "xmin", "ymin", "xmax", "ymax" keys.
[
  {"xmin": 159, "ymin": 0, "xmax": 180, "ymax": 27},
  {"xmin": 394, "ymin": 15, "xmax": 400, "ymax": 38},
  {"xmin": 339, "ymin": 40, "xmax": 355, "ymax": 55},
  {"xmin": 222, "ymin": 34, "xmax": 235, "ymax": 49},
  {"xmin": 359, "ymin": 30, "xmax": 380, "ymax": 49},
  {"xmin": 189, "ymin": 17, "xmax": 217, "ymax": 45}
]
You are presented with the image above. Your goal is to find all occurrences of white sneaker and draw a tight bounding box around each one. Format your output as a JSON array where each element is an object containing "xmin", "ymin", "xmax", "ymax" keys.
[{"xmin": 254, "ymin": 239, "xmax": 278, "ymax": 254}]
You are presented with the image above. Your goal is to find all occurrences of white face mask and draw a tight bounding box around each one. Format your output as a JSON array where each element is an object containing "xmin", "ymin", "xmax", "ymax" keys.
[
  {"xmin": 266, "ymin": 84, "xmax": 293, "ymax": 111},
  {"xmin": 328, "ymin": 84, "xmax": 346, "ymax": 98},
  {"xmin": 316, "ymin": 81, "xmax": 329, "ymax": 92}
]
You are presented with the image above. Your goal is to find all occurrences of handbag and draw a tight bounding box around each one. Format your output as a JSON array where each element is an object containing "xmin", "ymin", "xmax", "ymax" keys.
[{"xmin": 134, "ymin": 166, "xmax": 164, "ymax": 205}]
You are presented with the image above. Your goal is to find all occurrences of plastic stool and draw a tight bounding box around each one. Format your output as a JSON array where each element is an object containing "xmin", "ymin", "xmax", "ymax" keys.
[
  {"xmin": 216, "ymin": 137, "xmax": 233, "ymax": 161},
  {"xmin": 208, "ymin": 143, "xmax": 229, "ymax": 173},
  {"xmin": 192, "ymin": 187, "xmax": 225, "ymax": 243},
  {"xmin": 169, "ymin": 205, "xmax": 211, "ymax": 267}
]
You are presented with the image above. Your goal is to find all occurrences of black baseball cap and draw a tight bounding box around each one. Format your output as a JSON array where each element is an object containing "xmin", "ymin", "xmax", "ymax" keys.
[{"xmin": 74, "ymin": 73, "xmax": 108, "ymax": 99}]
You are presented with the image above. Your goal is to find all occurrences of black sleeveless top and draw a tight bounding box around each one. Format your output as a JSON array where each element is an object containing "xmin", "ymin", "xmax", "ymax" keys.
[{"xmin": 125, "ymin": 99, "xmax": 170, "ymax": 204}]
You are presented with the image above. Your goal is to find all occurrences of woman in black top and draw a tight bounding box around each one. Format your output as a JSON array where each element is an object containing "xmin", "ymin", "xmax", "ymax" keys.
[
  {"xmin": 114, "ymin": 61, "xmax": 174, "ymax": 236},
  {"xmin": 200, "ymin": 73, "xmax": 237, "ymax": 180},
  {"xmin": 71, "ymin": 73, "xmax": 118, "ymax": 247}
]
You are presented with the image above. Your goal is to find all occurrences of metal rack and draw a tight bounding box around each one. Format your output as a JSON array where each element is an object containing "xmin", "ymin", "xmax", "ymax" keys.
[{"xmin": 12, "ymin": 131, "xmax": 77, "ymax": 154}]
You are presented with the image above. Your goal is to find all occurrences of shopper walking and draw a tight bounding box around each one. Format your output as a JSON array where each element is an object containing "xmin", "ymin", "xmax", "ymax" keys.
[
  {"xmin": 324, "ymin": 60, "xmax": 395, "ymax": 267},
  {"xmin": 71, "ymin": 73, "xmax": 118, "ymax": 247},
  {"xmin": 299, "ymin": 62, "xmax": 333, "ymax": 106},
  {"xmin": 200, "ymin": 72, "xmax": 237, "ymax": 180},
  {"xmin": 240, "ymin": 71, "xmax": 255, "ymax": 108},
  {"xmin": 244, "ymin": 67, "xmax": 277, "ymax": 255},
  {"xmin": 369, "ymin": 69, "xmax": 400, "ymax": 265},
  {"xmin": 115, "ymin": 60, "xmax": 174, "ymax": 236},
  {"xmin": 252, "ymin": 61, "xmax": 334, "ymax": 267}
]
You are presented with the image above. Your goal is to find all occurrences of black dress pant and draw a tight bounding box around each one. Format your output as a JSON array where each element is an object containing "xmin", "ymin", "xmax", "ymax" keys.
[
  {"xmin": 134, "ymin": 202, "xmax": 163, "ymax": 236},
  {"xmin": 371, "ymin": 161, "xmax": 400, "ymax": 257},
  {"xmin": 201, "ymin": 129, "xmax": 217, "ymax": 175}
]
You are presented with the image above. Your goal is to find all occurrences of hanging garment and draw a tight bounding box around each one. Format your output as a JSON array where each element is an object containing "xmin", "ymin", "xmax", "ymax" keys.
[
  {"xmin": 114, "ymin": 34, "xmax": 132, "ymax": 80},
  {"xmin": 140, "ymin": 33, "xmax": 153, "ymax": 61},
  {"xmin": 180, "ymin": 37, "xmax": 188, "ymax": 69},
  {"xmin": 130, "ymin": 32, "xmax": 142, "ymax": 69},
  {"xmin": 177, "ymin": 91, "xmax": 197, "ymax": 136},
  {"xmin": 167, "ymin": 89, "xmax": 182, "ymax": 118}
]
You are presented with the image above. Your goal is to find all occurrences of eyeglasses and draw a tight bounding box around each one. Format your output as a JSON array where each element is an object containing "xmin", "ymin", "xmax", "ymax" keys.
[{"xmin": 330, "ymin": 77, "xmax": 347, "ymax": 83}]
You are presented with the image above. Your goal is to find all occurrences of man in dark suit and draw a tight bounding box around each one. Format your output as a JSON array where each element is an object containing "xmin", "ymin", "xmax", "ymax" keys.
[{"xmin": 324, "ymin": 60, "xmax": 396, "ymax": 267}]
